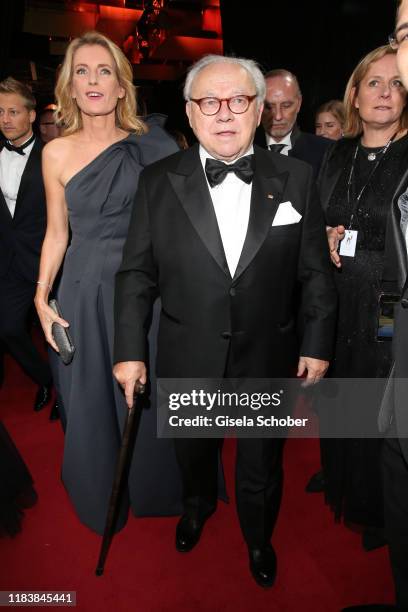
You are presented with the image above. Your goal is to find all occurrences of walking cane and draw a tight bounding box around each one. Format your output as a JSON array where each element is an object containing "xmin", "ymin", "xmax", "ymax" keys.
[{"xmin": 95, "ymin": 382, "xmax": 145, "ymax": 576}]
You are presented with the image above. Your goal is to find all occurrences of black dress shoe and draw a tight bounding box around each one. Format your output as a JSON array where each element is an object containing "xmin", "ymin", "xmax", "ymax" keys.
[
  {"xmin": 175, "ymin": 514, "xmax": 208, "ymax": 553},
  {"xmin": 341, "ymin": 605, "xmax": 396, "ymax": 611},
  {"xmin": 49, "ymin": 400, "xmax": 60, "ymax": 421},
  {"xmin": 305, "ymin": 470, "xmax": 326, "ymax": 493},
  {"xmin": 248, "ymin": 545, "xmax": 277, "ymax": 588},
  {"xmin": 33, "ymin": 385, "xmax": 52, "ymax": 411}
]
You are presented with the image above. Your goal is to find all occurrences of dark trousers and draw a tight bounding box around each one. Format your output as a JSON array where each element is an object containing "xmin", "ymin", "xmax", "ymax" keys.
[
  {"xmin": 0, "ymin": 269, "xmax": 52, "ymax": 387},
  {"xmin": 174, "ymin": 436, "xmax": 284, "ymax": 548},
  {"xmin": 174, "ymin": 349, "xmax": 285, "ymax": 549},
  {"xmin": 382, "ymin": 435, "xmax": 408, "ymax": 610}
]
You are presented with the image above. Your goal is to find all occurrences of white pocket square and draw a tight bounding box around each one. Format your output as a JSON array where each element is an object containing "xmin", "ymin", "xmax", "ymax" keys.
[{"xmin": 271, "ymin": 201, "xmax": 302, "ymax": 226}]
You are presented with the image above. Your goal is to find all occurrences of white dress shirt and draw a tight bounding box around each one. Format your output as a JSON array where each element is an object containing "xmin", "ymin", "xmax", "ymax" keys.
[
  {"xmin": 265, "ymin": 131, "xmax": 292, "ymax": 155},
  {"xmin": 0, "ymin": 136, "xmax": 35, "ymax": 217},
  {"xmin": 200, "ymin": 145, "xmax": 253, "ymax": 277}
]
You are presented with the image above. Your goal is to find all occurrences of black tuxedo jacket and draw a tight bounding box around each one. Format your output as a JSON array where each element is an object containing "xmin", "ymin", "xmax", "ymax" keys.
[
  {"xmin": 254, "ymin": 124, "xmax": 330, "ymax": 179},
  {"xmin": 379, "ymin": 167, "xmax": 408, "ymax": 461},
  {"xmin": 114, "ymin": 143, "xmax": 337, "ymax": 378},
  {"xmin": 0, "ymin": 138, "xmax": 47, "ymax": 282}
]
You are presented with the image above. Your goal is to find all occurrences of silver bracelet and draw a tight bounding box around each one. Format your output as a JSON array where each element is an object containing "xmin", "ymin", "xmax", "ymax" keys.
[{"xmin": 36, "ymin": 281, "xmax": 52, "ymax": 290}]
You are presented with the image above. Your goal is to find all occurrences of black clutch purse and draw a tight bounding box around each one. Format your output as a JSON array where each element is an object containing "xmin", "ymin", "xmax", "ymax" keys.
[{"xmin": 49, "ymin": 299, "xmax": 75, "ymax": 364}]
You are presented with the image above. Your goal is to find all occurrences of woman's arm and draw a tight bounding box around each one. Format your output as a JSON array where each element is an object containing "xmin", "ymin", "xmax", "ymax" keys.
[{"xmin": 34, "ymin": 140, "xmax": 70, "ymax": 351}]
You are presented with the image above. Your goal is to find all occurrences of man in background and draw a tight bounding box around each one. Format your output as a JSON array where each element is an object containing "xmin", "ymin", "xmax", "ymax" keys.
[
  {"xmin": 0, "ymin": 77, "xmax": 53, "ymax": 412},
  {"xmin": 255, "ymin": 69, "xmax": 330, "ymax": 178},
  {"xmin": 39, "ymin": 103, "xmax": 60, "ymax": 144}
]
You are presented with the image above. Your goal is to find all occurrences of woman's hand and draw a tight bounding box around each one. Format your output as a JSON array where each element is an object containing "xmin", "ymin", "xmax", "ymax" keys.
[
  {"xmin": 327, "ymin": 225, "xmax": 345, "ymax": 268},
  {"xmin": 34, "ymin": 297, "xmax": 69, "ymax": 353}
]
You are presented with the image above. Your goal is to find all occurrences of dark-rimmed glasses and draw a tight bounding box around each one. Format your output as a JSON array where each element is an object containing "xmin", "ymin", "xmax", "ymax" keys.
[
  {"xmin": 189, "ymin": 95, "xmax": 257, "ymax": 116},
  {"xmin": 389, "ymin": 28, "xmax": 408, "ymax": 49}
]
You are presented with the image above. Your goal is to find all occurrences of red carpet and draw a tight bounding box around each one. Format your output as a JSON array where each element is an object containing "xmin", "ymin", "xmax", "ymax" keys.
[{"xmin": 0, "ymin": 351, "xmax": 394, "ymax": 612}]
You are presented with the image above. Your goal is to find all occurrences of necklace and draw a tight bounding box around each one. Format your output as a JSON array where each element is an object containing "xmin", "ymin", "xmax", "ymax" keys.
[
  {"xmin": 347, "ymin": 133, "xmax": 397, "ymax": 230},
  {"xmin": 361, "ymin": 130, "xmax": 399, "ymax": 161},
  {"xmin": 367, "ymin": 150, "xmax": 382, "ymax": 161}
]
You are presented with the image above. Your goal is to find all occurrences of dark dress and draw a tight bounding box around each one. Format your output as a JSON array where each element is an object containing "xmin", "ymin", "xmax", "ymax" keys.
[
  {"xmin": 52, "ymin": 120, "xmax": 183, "ymax": 534},
  {"xmin": 319, "ymin": 134, "xmax": 408, "ymax": 527},
  {"xmin": 0, "ymin": 421, "xmax": 37, "ymax": 537}
]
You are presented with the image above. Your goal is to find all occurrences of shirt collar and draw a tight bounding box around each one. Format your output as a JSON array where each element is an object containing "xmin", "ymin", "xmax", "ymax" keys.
[
  {"xmin": 199, "ymin": 144, "xmax": 254, "ymax": 168},
  {"xmin": 6, "ymin": 132, "xmax": 35, "ymax": 148},
  {"xmin": 265, "ymin": 131, "xmax": 292, "ymax": 148}
]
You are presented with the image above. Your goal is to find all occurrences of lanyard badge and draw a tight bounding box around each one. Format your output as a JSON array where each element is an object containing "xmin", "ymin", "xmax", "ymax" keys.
[{"xmin": 343, "ymin": 133, "xmax": 397, "ymax": 258}]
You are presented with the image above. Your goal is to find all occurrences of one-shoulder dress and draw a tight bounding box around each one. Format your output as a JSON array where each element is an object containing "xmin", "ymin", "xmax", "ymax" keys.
[{"xmin": 52, "ymin": 120, "xmax": 183, "ymax": 534}]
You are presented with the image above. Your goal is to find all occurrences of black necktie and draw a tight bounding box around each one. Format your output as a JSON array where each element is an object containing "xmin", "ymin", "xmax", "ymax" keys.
[
  {"xmin": 268, "ymin": 144, "xmax": 285, "ymax": 154},
  {"xmin": 205, "ymin": 155, "xmax": 254, "ymax": 188},
  {"xmin": 3, "ymin": 133, "xmax": 35, "ymax": 155}
]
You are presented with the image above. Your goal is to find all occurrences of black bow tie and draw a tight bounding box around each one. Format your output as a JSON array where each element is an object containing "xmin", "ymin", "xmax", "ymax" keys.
[
  {"xmin": 268, "ymin": 144, "xmax": 285, "ymax": 154},
  {"xmin": 205, "ymin": 155, "xmax": 254, "ymax": 188},
  {"xmin": 3, "ymin": 133, "xmax": 35, "ymax": 155}
]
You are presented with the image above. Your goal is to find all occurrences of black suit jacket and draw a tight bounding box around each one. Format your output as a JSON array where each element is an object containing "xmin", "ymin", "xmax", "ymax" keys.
[
  {"xmin": 0, "ymin": 138, "xmax": 47, "ymax": 282},
  {"xmin": 254, "ymin": 124, "xmax": 330, "ymax": 179},
  {"xmin": 114, "ymin": 144, "xmax": 337, "ymax": 379},
  {"xmin": 379, "ymin": 167, "xmax": 408, "ymax": 461}
]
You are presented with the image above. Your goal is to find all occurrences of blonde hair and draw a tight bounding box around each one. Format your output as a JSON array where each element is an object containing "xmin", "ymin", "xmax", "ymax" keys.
[
  {"xmin": 0, "ymin": 77, "xmax": 36, "ymax": 111},
  {"xmin": 343, "ymin": 45, "xmax": 408, "ymax": 137},
  {"xmin": 55, "ymin": 31, "xmax": 146, "ymax": 136},
  {"xmin": 315, "ymin": 99, "xmax": 345, "ymax": 127}
]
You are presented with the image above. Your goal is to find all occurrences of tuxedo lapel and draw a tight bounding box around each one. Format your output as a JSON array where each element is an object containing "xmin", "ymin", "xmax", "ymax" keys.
[
  {"xmin": 233, "ymin": 146, "xmax": 289, "ymax": 282},
  {"xmin": 0, "ymin": 145, "xmax": 13, "ymax": 223},
  {"xmin": 13, "ymin": 138, "xmax": 42, "ymax": 221},
  {"xmin": 0, "ymin": 187, "xmax": 12, "ymax": 223},
  {"xmin": 167, "ymin": 144, "xmax": 230, "ymax": 277},
  {"xmin": 289, "ymin": 124, "xmax": 301, "ymax": 151},
  {"xmin": 388, "ymin": 168, "xmax": 408, "ymax": 291},
  {"xmin": 319, "ymin": 142, "xmax": 354, "ymax": 211}
]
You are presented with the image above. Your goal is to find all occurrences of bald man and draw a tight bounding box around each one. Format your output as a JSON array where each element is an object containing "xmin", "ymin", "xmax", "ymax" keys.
[{"xmin": 255, "ymin": 69, "xmax": 329, "ymax": 178}]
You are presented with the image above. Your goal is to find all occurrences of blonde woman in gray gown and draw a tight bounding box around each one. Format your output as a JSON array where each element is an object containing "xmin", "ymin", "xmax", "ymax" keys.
[{"xmin": 34, "ymin": 31, "xmax": 182, "ymax": 534}]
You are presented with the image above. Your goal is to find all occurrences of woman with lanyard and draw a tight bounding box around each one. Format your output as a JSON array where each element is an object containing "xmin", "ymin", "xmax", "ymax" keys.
[{"xmin": 315, "ymin": 45, "xmax": 408, "ymax": 549}]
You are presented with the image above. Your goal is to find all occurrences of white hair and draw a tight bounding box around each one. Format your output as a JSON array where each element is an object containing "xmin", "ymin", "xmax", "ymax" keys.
[{"xmin": 183, "ymin": 54, "xmax": 266, "ymax": 109}]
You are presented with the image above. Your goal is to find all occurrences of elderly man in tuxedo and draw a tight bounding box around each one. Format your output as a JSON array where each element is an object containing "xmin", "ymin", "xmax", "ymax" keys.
[
  {"xmin": 0, "ymin": 77, "xmax": 53, "ymax": 411},
  {"xmin": 255, "ymin": 69, "xmax": 329, "ymax": 179},
  {"xmin": 113, "ymin": 54, "xmax": 337, "ymax": 588}
]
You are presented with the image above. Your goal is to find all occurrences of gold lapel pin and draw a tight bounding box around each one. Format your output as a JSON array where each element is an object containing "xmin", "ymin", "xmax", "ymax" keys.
[{"xmin": 267, "ymin": 194, "xmax": 274, "ymax": 199}]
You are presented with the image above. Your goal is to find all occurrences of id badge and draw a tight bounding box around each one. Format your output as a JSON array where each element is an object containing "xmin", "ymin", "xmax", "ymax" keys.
[{"xmin": 339, "ymin": 229, "xmax": 358, "ymax": 257}]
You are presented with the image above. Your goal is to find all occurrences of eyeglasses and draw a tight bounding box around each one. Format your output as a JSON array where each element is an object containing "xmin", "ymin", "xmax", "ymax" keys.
[
  {"xmin": 389, "ymin": 33, "xmax": 399, "ymax": 49},
  {"xmin": 189, "ymin": 95, "xmax": 257, "ymax": 116},
  {"xmin": 389, "ymin": 29, "xmax": 408, "ymax": 49}
]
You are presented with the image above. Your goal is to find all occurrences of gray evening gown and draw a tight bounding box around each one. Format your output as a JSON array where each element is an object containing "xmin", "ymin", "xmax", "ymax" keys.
[{"xmin": 52, "ymin": 118, "xmax": 183, "ymax": 534}]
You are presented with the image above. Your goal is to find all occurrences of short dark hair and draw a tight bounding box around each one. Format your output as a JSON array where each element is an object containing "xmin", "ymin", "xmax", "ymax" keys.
[
  {"xmin": 0, "ymin": 77, "xmax": 36, "ymax": 111},
  {"xmin": 263, "ymin": 69, "xmax": 302, "ymax": 97}
]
